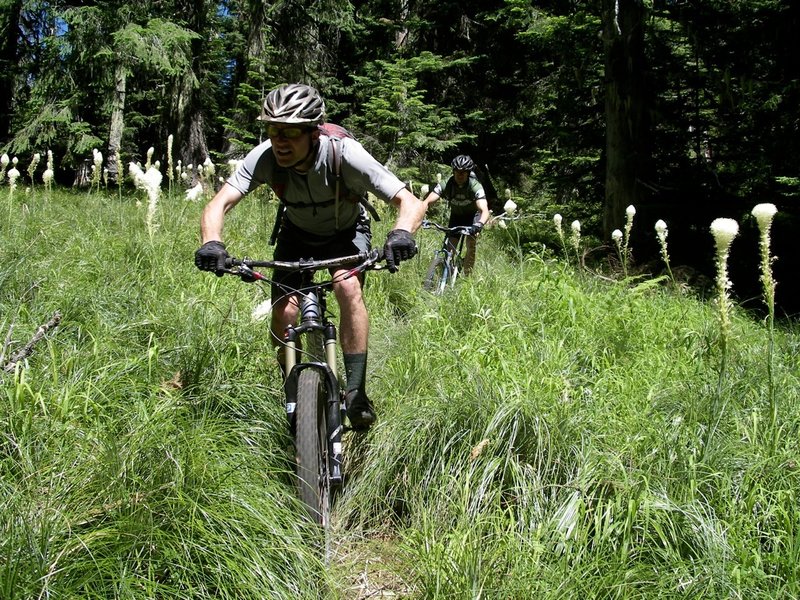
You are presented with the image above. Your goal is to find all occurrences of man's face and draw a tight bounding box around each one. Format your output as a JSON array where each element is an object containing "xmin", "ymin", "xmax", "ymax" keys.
[
  {"xmin": 267, "ymin": 125, "xmax": 318, "ymax": 168},
  {"xmin": 453, "ymin": 169, "xmax": 470, "ymax": 185}
]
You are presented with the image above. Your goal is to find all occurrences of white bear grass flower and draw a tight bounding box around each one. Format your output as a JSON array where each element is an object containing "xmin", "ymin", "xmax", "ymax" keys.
[
  {"xmin": 185, "ymin": 182, "xmax": 205, "ymax": 202},
  {"xmin": 553, "ymin": 213, "xmax": 564, "ymax": 246},
  {"xmin": 611, "ymin": 228, "xmax": 623, "ymax": 266},
  {"xmin": 751, "ymin": 203, "xmax": 778, "ymax": 312},
  {"xmin": 145, "ymin": 147, "xmax": 155, "ymax": 170},
  {"xmin": 621, "ymin": 204, "xmax": 636, "ymax": 275},
  {"xmin": 200, "ymin": 159, "xmax": 215, "ymax": 184},
  {"xmin": 42, "ymin": 150, "xmax": 54, "ymax": 192},
  {"xmin": 710, "ymin": 217, "xmax": 739, "ymax": 351},
  {"xmin": 129, "ymin": 161, "xmax": 163, "ymax": 236},
  {"xmin": 167, "ymin": 134, "xmax": 174, "ymax": 190},
  {"xmin": 711, "ymin": 218, "xmax": 739, "ymax": 259},
  {"xmin": 570, "ymin": 220, "xmax": 581, "ymax": 261},
  {"xmin": 655, "ymin": 219, "xmax": 675, "ymax": 286},
  {"xmin": 750, "ymin": 202, "xmax": 779, "ymax": 433},
  {"xmin": 227, "ymin": 159, "xmax": 242, "ymax": 176},
  {"xmin": 7, "ymin": 161, "xmax": 20, "ymax": 196},
  {"xmin": 27, "ymin": 153, "xmax": 41, "ymax": 187},
  {"xmin": 0, "ymin": 153, "xmax": 9, "ymax": 183},
  {"xmin": 91, "ymin": 148, "xmax": 103, "ymax": 191},
  {"xmin": 752, "ymin": 202, "xmax": 777, "ymax": 230}
]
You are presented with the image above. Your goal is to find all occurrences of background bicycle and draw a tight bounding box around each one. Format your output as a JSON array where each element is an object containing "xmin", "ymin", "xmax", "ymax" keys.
[
  {"xmin": 421, "ymin": 219, "xmax": 475, "ymax": 295},
  {"xmin": 221, "ymin": 249, "xmax": 385, "ymax": 530}
]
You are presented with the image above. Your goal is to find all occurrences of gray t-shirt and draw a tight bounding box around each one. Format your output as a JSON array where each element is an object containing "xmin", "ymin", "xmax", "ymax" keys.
[{"xmin": 227, "ymin": 134, "xmax": 406, "ymax": 236}]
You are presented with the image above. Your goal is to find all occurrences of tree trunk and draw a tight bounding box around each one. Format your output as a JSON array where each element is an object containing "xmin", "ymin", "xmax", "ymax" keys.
[
  {"xmin": 106, "ymin": 62, "xmax": 127, "ymax": 184},
  {"xmin": 602, "ymin": 0, "xmax": 647, "ymax": 237},
  {"xmin": 172, "ymin": 0, "xmax": 209, "ymax": 170},
  {"xmin": 221, "ymin": 0, "xmax": 266, "ymax": 155},
  {"xmin": 0, "ymin": 0, "xmax": 22, "ymax": 142},
  {"xmin": 172, "ymin": 71, "xmax": 209, "ymax": 172},
  {"xmin": 186, "ymin": 109, "xmax": 209, "ymax": 170},
  {"xmin": 396, "ymin": 0, "xmax": 410, "ymax": 48}
]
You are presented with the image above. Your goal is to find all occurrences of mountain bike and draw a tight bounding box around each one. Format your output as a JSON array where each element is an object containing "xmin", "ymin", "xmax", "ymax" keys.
[
  {"xmin": 421, "ymin": 219, "xmax": 475, "ymax": 295},
  {"xmin": 221, "ymin": 249, "xmax": 386, "ymax": 528}
]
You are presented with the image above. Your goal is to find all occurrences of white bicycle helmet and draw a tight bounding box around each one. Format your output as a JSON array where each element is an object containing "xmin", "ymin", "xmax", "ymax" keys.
[{"xmin": 260, "ymin": 83, "xmax": 326, "ymax": 125}]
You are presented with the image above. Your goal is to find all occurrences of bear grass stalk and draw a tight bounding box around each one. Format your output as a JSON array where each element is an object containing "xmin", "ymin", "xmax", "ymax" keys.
[{"xmin": 751, "ymin": 203, "xmax": 779, "ymax": 447}]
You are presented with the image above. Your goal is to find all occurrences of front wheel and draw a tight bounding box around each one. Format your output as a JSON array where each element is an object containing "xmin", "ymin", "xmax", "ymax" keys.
[
  {"xmin": 295, "ymin": 368, "xmax": 331, "ymax": 526},
  {"xmin": 424, "ymin": 255, "xmax": 449, "ymax": 295}
]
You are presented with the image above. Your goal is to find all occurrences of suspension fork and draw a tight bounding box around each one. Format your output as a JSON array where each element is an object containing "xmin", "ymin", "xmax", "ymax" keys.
[
  {"xmin": 301, "ymin": 288, "xmax": 338, "ymax": 374},
  {"xmin": 282, "ymin": 285, "xmax": 346, "ymax": 482},
  {"xmin": 284, "ymin": 287, "xmax": 324, "ymax": 372}
]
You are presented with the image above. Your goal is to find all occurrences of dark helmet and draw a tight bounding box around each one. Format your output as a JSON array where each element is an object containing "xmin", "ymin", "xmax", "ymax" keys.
[
  {"xmin": 260, "ymin": 83, "xmax": 326, "ymax": 125},
  {"xmin": 451, "ymin": 154, "xmax": 474, "ymax": 171}
]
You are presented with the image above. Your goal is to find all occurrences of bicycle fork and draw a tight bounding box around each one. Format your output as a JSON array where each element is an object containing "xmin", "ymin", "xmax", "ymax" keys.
[{"xmin": 283, "ymin": 290, "xmax": 346, "ymax": 486}]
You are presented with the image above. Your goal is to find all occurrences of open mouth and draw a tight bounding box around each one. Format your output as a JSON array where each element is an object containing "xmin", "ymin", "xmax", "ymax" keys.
[{"xmin": 273, "ymin": 147, "xmax": 294, "ymax": 162}]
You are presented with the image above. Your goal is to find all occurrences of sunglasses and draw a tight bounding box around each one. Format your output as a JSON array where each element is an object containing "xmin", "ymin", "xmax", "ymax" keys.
[{"xmin": 266, "ymin": 125, "xmax": 310, "ymax": 140}]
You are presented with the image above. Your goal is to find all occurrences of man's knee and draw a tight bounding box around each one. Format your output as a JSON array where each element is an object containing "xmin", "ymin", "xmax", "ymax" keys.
[{"xmin": 333, "ymin": 276, "xmax": 363, "ymax": 306}]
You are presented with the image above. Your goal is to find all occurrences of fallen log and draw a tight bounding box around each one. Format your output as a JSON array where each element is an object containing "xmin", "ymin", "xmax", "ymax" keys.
[{"xmin": 2, "ymin": 311, "xmax": 62, "ymax": 373}]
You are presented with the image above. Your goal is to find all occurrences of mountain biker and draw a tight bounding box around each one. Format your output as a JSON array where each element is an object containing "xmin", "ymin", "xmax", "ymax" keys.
[
  {"xmin": 194, "ymin": 83, "xmax": 424, "ymax": 430},
  {"xmin": 422, "ymin": 154, "xmax": 491, "ymax": 276}
]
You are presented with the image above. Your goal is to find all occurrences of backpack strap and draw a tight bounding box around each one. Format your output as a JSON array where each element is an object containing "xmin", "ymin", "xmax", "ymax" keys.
[
  {"xmin": 268, "ymin": 174, "xmax": 287, "ymax": 246},
  {"xmin": 326, "ymin": 133, "xmax": 382, "ymax": 229},
  {"xmin": 329, "ymin": 135, "xmax": 342, "ymax": 231}
]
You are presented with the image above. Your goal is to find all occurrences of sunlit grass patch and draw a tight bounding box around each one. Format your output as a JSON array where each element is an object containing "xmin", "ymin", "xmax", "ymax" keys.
[{"xmin": 2, "ymin": 189, "xmax": 799, "ymax": 598}]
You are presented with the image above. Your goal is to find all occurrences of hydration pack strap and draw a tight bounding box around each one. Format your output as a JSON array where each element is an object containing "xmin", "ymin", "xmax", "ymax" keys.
[{"xmin": 268, "ymin": 134, "xmax": 381, "ymax": 246}]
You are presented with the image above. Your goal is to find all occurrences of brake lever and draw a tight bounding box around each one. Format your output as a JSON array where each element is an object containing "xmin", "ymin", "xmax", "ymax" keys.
[
  {"xmin": 340, "ymin": 249, "xmax": 385, "ymax": 280},
  {"xmin": 236, "ymin": 263, "xmax": 266, "ymax": 281}
]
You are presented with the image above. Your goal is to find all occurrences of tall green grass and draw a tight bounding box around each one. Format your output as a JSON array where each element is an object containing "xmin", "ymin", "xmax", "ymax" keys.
[
  {"xmin": 2, "ymin": 189, "xmax": 798, "ymax": 598},
  {"xmin": 1, "ymin": 189, "xmax": 329, "ymax": 598},
  {"xmin": 340, "ymin": 221, "xmax": 800, "ymax": 598}
]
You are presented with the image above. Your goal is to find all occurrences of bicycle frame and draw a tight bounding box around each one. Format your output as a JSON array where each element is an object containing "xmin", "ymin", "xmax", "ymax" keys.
[
  {"xmin": 422, "ymin": 220, "xmax": 472, "ymax": 294},
  {"xmin": 439, "ymin": 234, "xmax": 466, "ymax": 286}
]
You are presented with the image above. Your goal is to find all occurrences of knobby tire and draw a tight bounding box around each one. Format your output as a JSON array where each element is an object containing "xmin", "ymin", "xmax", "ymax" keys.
[
  {"xmin": 424, "ymin": 255, "xmax": 449, "ymax": 295},
  {"xmin": 295, "ymin": 363, "xmax": 331, "ymax": 527}
]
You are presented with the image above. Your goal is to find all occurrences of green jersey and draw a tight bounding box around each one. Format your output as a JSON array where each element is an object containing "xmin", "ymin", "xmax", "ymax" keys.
[{"xmin": 433, "ymin": 174, "xmax": 486, "ymax": 217}]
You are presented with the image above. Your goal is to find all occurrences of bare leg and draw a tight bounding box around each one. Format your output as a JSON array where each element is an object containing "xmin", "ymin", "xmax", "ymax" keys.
[
  {"xmin": 463, "ymin": 236, "xmax": 477, "ymax": 275},
  {"xmin": 271, "ymin": 293, "xmax": 300, "ymax": 371},
  {"xmin": 332, "ymin": 269, "xmax": 368, "ymax": 355}
]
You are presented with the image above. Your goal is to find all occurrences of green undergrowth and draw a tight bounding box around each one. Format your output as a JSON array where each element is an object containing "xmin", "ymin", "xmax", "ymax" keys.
[{"xmin": 1, "ymin": 189, "xmax": 798, "ymax": 598}]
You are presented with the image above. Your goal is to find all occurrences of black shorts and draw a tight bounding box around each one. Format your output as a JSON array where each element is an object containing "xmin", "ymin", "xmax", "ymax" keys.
[
  {"xmin": 448, "ymin": 211, "xmax": 478, "ymax": 228},
  {"xmin": 271, "ymin": 214, "xmax": 372, "ymax": 300}
]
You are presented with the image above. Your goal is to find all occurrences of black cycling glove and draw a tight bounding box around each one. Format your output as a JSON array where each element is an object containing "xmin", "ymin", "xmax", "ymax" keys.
[
  {"xmin": 470, "ymin": 221, "xmax": 484, "ymax": 236},
  {"xmin": 383, "ymin": 229, "xmax": 417, "ymax": 273},
  {"xmin": 195, "ymin": 240, "xmax": 229, "ymax": 276}
]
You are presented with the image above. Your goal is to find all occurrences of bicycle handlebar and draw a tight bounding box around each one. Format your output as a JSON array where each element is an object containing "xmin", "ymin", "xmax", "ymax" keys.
[
  {"xmin": 221, "ymin": 248, "xmax": 386, "ymax": 282},
  {"xmin": 421, "ymin": 220, "xmax": 474, "ymax": 236}
]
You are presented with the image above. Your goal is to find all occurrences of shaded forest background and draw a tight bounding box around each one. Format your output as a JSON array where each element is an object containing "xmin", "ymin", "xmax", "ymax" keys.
[{"xmin": 1, "ymin": 0, "xmax": 798, "ymax": 315}]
